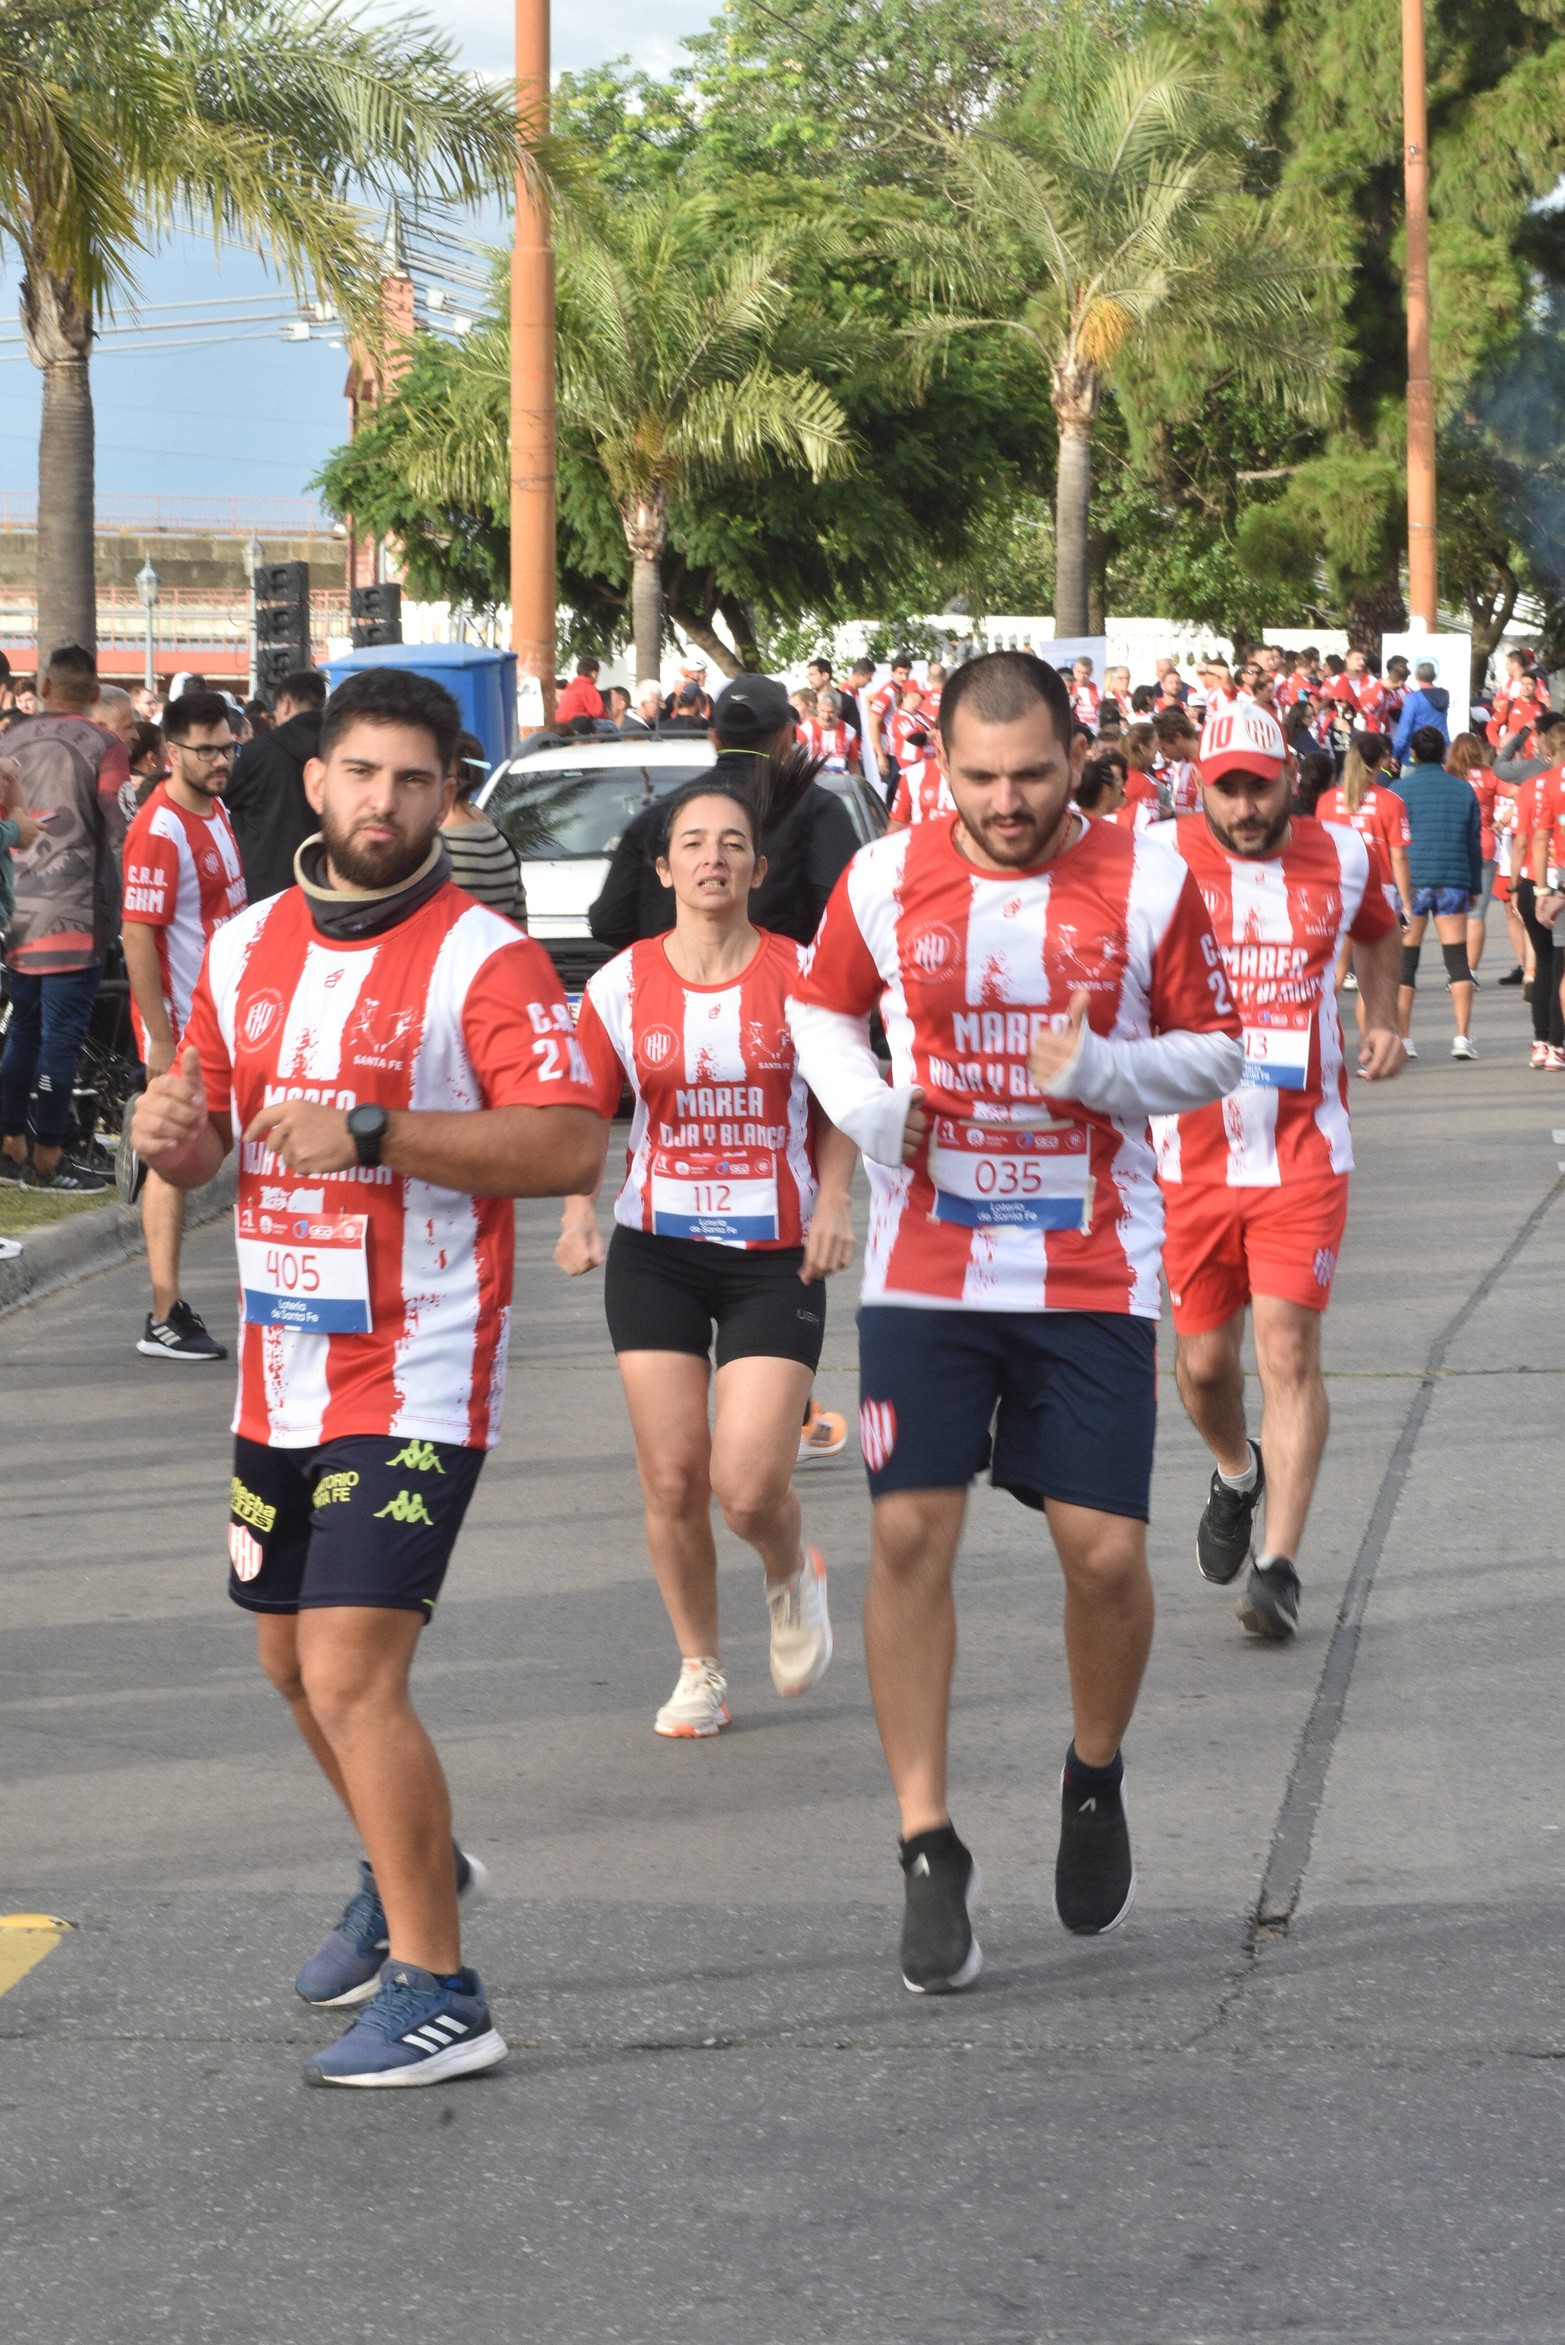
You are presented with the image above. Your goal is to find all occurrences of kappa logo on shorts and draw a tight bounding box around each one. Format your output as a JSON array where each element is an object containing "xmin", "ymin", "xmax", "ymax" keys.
[
  {"xmin": 387, "ymin": 1440, "xmax": 445, "ymax": 1474},
  {"xmin": 228, "ymin": 1521, "xmax": 264, "ymax": 1582},
  {"xmin": 1313, "ymin": 1246, "xmax": 1338, "ymax": 1289},
  {"xmin": 859, "ymin": 1398, "xmax": 898, "ymax": 1473},
  {"xmin": 375, "ymin": 1490, "xmax": 435, "ymax": 1527}
]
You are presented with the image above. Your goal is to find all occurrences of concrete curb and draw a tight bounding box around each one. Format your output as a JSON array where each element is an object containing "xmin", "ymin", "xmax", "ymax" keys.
[{"xmin": 0, "ymin": 1159, "xmax": 238, "ymax": 1323}]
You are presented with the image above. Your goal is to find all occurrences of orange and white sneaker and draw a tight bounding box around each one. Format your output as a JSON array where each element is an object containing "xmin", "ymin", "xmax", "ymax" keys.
[
  {"xmin": 767, "ymin": 1547, "xmax": 833, "ymax": 1697},
  {"xmin": 798, "ymin": 1399, "xmax": 848, "ymax": 1463},
  {"xmin": 654, "ymin": 1658, "xmax": 731, "ymax": 1739}
]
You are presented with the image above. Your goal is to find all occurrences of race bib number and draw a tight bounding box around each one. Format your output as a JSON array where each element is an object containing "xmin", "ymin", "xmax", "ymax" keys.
[
  {"xmin": 650, "ymin": 1147, "xmax": 779, "ymax": 1246},
  {"xmin": 929, "ymin": 1117, "xmax": 1092, "ymax": 1232},
  {"xmin": 237, "ymin": 1205, "xmax": 371, "ymax": 1332},
  {"xmin": 1242, "ymin": 1009, "xmax": 1313, "ymax": 1090}
]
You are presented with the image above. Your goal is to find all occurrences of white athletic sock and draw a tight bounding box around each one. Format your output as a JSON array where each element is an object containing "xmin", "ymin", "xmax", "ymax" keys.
[{"xmin": 1217, "ymin": 1442, "xmax": 1258, "ymax": 1494}]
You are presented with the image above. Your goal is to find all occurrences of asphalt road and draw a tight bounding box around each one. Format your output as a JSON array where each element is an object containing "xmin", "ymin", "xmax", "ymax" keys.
[{"xmin": 3, "ymin": 964, "xmax": 1564, "ymax": 2345}]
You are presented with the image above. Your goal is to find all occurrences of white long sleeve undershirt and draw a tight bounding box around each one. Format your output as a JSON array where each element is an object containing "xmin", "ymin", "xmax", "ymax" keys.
[{"xmin": 787, "ymin": 997, "xmax": 1242, "ymax": 1168}]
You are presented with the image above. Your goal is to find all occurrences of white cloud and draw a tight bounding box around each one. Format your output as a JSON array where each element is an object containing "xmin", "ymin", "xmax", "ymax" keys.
[{"xmin": 394, "ymin": 0, "xmax": 718, "ymax": 82}]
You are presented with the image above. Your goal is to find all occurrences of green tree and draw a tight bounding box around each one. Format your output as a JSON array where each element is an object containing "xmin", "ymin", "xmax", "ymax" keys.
[
  {"xmin": 899, "ymin": 5, "xmax": 1331, "ymax": 635},
  {"xmin": 0, "ymin": 0, "xmax": 520, "ymax": 658}
]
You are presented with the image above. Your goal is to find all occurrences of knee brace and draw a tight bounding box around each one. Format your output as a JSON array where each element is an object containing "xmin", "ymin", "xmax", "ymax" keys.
[
  {"xmin": 1400, "ymin": 943, "xmax": 1421, "ymax": 989},
  {"xmin": 1441, "ymin": 939, "xmax": 1473, "ymax": 987}
]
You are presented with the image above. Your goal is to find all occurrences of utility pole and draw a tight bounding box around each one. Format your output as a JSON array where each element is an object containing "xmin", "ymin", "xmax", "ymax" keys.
[
  {"xmin": 510, "ymin": 0, "xmax": 556, "ymax": 724},
  {"xmin": 1402, "ymin": 0, "xmax": 1437, "ymax": 629}
]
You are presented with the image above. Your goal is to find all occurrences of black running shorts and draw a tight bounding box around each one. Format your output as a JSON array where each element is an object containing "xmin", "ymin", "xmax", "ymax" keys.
[
  {"xmin": 603, "ymin": 1223, "xmax": 826, "ymax": 1370},
  {"xmin": 227, "ymin": 1434, "xmax": 486, "ymax": 1619},
  {"xmin": 856, "ymin": 1305, "xmax": 1157, "ymax": 1519}
]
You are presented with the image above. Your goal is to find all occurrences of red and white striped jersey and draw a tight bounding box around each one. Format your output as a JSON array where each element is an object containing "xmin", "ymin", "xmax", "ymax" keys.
[
  {"xmin": 1151, "ymin": 815, "xmax": 1395, "ymax": 1189},
  {"xmin": 182, "ymin": 882, "xmax": 597, "ymax": 1450},
  {"xmin": 1156, "ymin": 756, "xmax": 1202, "ymax": 814},
  {"xmin": 801, "ymin": 719, "xmax": 852, "ymax": 771},
  {"xmin": 576, "ymin": 929, "xmax": 818, "ymax": 1249},
  {"xmin": 122, "ymin": 784, "xmax": 247, "ymax": 1049},
  {"xmin": 790, "ymin": 817, "xmax": 1240, "ymax": 1315},
  {"xmin": 1314, "ymin": 783, "xmax": 1410, "ymax": 882},
  {"xmin": 887, "ymin": 707, "xmax": 931, "ymax": 770},
  {"xmin": 889, "ymin": 757, "xmax": 955, "ymax": 828},
  {"xmin": 1070, "ymin": 681, "xmax": 1101, "ymax": 728}
]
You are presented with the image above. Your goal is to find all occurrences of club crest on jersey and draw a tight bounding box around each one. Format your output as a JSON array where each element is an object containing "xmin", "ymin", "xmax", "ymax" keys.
[
  {"xmin": 904, "ymin": 921, "xmax": 960, "ymax": 981},
  {"xmin": 638, "ymin": 1023, "xmax": 680, "ymax": 1070},
  {"xmin": 241, "ymin": 988, "xmax": 285, "ymax": 1048}
]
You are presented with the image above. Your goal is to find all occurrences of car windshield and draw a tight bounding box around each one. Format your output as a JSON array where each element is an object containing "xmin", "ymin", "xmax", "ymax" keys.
[{"xmin": 485, "ymin": 762, "xmax": 711, "ymax": 859}]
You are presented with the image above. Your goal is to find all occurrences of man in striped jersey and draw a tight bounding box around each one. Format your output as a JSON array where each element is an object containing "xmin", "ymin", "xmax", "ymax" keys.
[{"xmin": 789, "ymin": 651, "xmax": 1242, "ymax": 1988}]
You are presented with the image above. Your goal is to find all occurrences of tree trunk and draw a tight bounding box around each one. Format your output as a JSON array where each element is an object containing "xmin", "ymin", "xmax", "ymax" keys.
[
  {"xmin": 1344, "ymin": 579, "xmax": 1407, "ymax": 654},
  {"xmin": 1050, "ymin": 355, "xmax": 1099, "ymax": 639},
  {"xmin": 621, "ymin": 486, "xmax": 667, "ymax": 683},
  {"xmin": 21, "ymin": 263, "xmax": 96, "ymax": 659},
  {"xmin": 1467, "ymin": 562, "xmax": 1517, "ymax": 700}
]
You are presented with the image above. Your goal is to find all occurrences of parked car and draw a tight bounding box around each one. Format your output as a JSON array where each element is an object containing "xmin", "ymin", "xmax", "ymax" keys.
[{"xmin": 478, "ymin": 733, "xmax": 887, "ymax": 996}]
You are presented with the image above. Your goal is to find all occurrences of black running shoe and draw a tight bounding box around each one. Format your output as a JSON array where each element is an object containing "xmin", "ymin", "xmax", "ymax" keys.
[
  {"xmin": 0, "ymin": 1151, "xmax": 28, "ymax": 1185},
  {"xmin": 1195, "ymin": 1442, "xmax": 1264, "ymax": 1584},
  {"xmin": 899, "ymin": 1824, "xmax": 982, "ymax": 1994},
  {"xmin": 1498, "ymin": 965, "xmax": 1525, "ymax": 987},
  {"xmin": 137, "ymin": 1300, "xmax": 228, "ymax": 1362},
  {"xmin": 21, "ymin": 1158, "xmax": 108, "ymax": 1194},
  {"xmin": 1055, "ymin": 1772, "xmax": 1136, "ymax": 1935},
  {"xmin": 1236, "ymin": 1556, "xmax": 1301, "ymax": 1641}
]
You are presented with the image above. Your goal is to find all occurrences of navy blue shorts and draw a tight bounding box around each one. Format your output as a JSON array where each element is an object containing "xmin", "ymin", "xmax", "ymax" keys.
[
  {"xmin": 856, "ymin": 1306, "xmax": 1158, "ymax": 1520},
  {"xmin": 227, "ymin": 1434, "xmax": 486, "ymax": 1618},
  {"xmin": 1409, "ymin": 884, "xmax": 1471, "ymax": 918}
]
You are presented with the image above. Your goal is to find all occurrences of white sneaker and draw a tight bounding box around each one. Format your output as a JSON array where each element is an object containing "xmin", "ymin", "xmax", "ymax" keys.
[
  {"xmin": 1451, "ymin": 1035, "xmax": 1477, "ymax": 1060},
  {"xmin": 767, "ymin": 1547, "xmax": 834, "ymax": 1697},
  {"xmin": 654, "ymin": 1658, "xmax": 731, "ymax": 1739},
  {"xmin": 1402, "ymin": 1038, "xmax": 1418, "ymax": 1060}
]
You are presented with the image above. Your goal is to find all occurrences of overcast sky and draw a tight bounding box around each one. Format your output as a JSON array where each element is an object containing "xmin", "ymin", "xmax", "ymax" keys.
[{"xmin": 0, "ymin": 2, "xmax": 716, "ymax": 516}]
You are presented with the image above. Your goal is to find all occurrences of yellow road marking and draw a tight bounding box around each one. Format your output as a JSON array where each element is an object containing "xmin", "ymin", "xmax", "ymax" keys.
[{"xmin": 0, "ymin": 1913, "xmax": 74, "ymax": 1996}]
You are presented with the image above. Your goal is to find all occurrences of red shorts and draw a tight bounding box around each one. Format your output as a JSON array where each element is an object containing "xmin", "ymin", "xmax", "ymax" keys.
[{"xmin": 1162, "ymin": 1177, "xmax": 1349, "ymax": 1334}]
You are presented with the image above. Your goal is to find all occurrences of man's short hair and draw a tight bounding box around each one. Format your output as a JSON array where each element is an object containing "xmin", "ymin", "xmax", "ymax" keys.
[
  {"xmin": 165, "ymin": 690, "xmax": 236, "ymax": 740},
  {"xmin": 1537, "ymin": 711, "xmax": 1565, "ymax": 740},
  {"xmin": 318, "ymin": 666, "xmax": 461, "ymax": 773},
  {"xmin": 1415, "ymin": 661, "xmax": 1436, "ymax": 683},
  {"xmin": 576, "ymin": 656, "xmax": 601, "ymax": 677},
  {"xmin": 275, "ymin": 667, "xmax": 326, "ymax": 712},
  {"xmin": 849, "ymin": 657, "xmax": 875, "ymax": 680},
  {"xmin": 1153, "ymin": 706, "xmax": 1196, "ymax": 746},
  {"xmin": 938, "ymin": 651, "xmax": 1072, "ymax": 751},
  {"xmin": 807, "ymin": 656, "xmax": 832, "ymax": 676},
  {"xmin": 1409, "ymin": 725, "xmax": 1447, "ymax": 763},
  {"xmin": 890, "ymin": 651, "xmax": 914, "ymax": 671},
  {"xmin": 95, "ymin": 684, "xmax": 132, "ymax": 709},
  {"xmin": 46, "ymin": 643, "xmax": 98, "ymax": 697}
]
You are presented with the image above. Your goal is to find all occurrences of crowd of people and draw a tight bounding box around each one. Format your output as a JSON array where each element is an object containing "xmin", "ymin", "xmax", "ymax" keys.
[{"xmin": 0, "ymin": 614, "xmax": 1546, "ymax": 2092}]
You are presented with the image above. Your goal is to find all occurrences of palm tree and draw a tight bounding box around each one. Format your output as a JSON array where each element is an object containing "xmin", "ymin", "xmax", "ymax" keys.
[
  {"xmin": 392, "ymin": 189, "xmax": 854, "ymax": 680},
  {"xmin": 0, "ymin": 0, "xmax": 522, "ymax": 659},
  {"xmin": 902, "ymin": 10, "xmax": 1332, "ymax": 636}
]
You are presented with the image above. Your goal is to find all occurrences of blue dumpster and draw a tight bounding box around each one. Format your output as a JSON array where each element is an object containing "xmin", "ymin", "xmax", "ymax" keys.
[{"xmin": 321, "ymin": 642, "xmax": 518, "ymax": 769}]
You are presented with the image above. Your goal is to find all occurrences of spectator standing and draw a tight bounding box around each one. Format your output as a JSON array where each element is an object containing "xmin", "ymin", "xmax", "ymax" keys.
[
  {"xmin": 0, "ymin": 756, "xmax": 42, "ymax": 932},
  {"xmin": 223, "ymin": 667, "xmax": 325, "ymax": 900},
  {"xmin": 624, "ymin": 680, "xmax": 663, "ymax": 733},
  {"xmin": 122, "ymin": 690, "xmax": 246, "ymax": 1358},
  {"xmin": 126, "ymin": 721, "xmax": 168, "ymax": 807},
  {"xmin": 1497, "ymin": 709, "xmax": 1565, "ymax": 1060},
  {"xmin": 0, "ymin": 643, "xmax": 132, "ymax": 1192},
  {"xmin": 555, "ymin": 658, "xmax": 606, "ymax": 724},
  {"xmin": 1446, "ymin": 732, "xmax": 1499, "ymax": 977},
  {"xmin": 440, "ymin": 730, "xmax": 527, "ymax": 924},
  {"xmin": 1395, "ymin": 724, "xmax": 1483, "ymax": 1060},
  {"xmin": 1392, "ymin": 660, "xmax": 1451, "ymax": 758}
]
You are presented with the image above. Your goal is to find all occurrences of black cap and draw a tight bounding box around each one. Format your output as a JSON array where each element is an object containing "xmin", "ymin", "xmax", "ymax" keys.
[{"xmin": 712, "ymin": 672, "xmax": 794, "ymax": 745}]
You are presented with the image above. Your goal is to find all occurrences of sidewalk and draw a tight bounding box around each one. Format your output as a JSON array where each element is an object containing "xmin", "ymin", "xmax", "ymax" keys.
[{"xmin": 2, "ymin": 979, "xmax": 1562, "ymax": 2345}]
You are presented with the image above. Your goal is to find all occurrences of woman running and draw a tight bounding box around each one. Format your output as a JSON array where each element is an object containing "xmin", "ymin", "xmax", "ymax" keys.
[
  {"xmin": 1317, "ymin": 731, "xmax": 1413, "ymax": 1029},
  {"xmin": 555, "ymin": 775, "xmax": 857, "ymax": 1738},
  {"xmin": 1446, "ymin": 731, "xmax": 1499, "ymax": 978}
]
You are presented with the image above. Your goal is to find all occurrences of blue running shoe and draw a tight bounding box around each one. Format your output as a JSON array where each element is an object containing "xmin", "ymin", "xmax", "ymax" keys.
[
  {"xmin": 295, "ymin": 1845, "xmax": 490, "ymax": 2007},
  {"xmin": 303, "ymin": 1963, "xmax": 507, "ymax": 2088}
]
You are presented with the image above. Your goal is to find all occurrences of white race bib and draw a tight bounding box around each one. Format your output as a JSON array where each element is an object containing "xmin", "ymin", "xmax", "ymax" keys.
[
  {"xmin": 1241, "ymin": 1009, "xmax": 1313, "ymax": 1091},
  {"xmin": 929, "ymin": 1116, "xmax": 1093, "ymax": 1233},
  {"xmin": 649, "ymin": 1146, "xmax": 780, "ymax": 1246},
  {"xmin": 237, "ymin": 1204, "xmax": 372, "ymax": 1332}
]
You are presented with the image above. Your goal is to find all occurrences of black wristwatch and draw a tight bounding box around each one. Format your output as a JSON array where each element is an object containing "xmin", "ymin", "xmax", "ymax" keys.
[{"xmin": 346, "ymin": 1104, "xmax": 389, "ymax": 1168}]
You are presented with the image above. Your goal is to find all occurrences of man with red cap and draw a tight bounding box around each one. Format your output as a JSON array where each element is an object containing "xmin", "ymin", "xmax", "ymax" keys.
[{"xmin": 1151, "ymin": 698, "xmax": 1405, "ymax": 1641}]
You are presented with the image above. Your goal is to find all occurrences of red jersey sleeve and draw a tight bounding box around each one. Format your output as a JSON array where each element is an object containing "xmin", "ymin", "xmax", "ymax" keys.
[
  {"xmin": 1148, "ymin": 867, "xmax": 1243, "ymax": 1037},
  {"xmin": 572, "ymin": 986, "xmax": 631, "ymax": 1118},
  {"xmin": 792, "ymin": 866, "xmax": 883, "ymax": 1017},
  {"xmin": 181, "ymin": 956, "xmax": 234, "ymax": 1123},
  {"xmin": 888, "ymin": 773, "xmax": 912, "ymax": 827},
  {"xmin": 1349, "ymin": 843, "xmax": 1398, "ymax": 941},
  {"xmin": 122, "ymin": 816, "xmax": 180, "ymax": 927},
  {"xmin": 459, "ymin": 938, "xmax": 601, "ymax": 1110},
  {"xmin": 1377, "ymin": 789, "xmax": 1412, "ymax": 851}
]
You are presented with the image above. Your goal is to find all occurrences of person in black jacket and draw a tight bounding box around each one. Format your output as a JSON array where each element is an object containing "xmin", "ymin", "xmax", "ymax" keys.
[
  {"xmin": 224, "ymin": 667, "xmax": 325, "ymax": 899},
  {"xmin": 588, "ymin": 673, "xmax": 859, "ymax": 951}
]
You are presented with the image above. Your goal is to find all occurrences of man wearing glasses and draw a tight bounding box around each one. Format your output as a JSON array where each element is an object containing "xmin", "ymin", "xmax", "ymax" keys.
[{"xmin": 122, "ymin": 690, "xmax": 248, "ymax": 1359}]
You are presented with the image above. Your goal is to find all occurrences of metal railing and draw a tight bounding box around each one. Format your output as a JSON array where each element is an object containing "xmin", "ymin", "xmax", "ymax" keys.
[{"xmin": 0, "ymin": 492, "xmax": 336, "ymax": 537}]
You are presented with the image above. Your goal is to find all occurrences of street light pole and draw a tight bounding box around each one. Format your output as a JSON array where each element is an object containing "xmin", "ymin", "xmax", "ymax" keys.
[
  {"xmin": 510, "ymin": 0, "xmax": 556, "ymax": 727},
  {"xmin": 135, "ymin": 556, "xmax": 160, "ymax": 692},
  {"xmin": 1402, "ymin": 0, "xmax": 1437, "ymax": 629}
]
